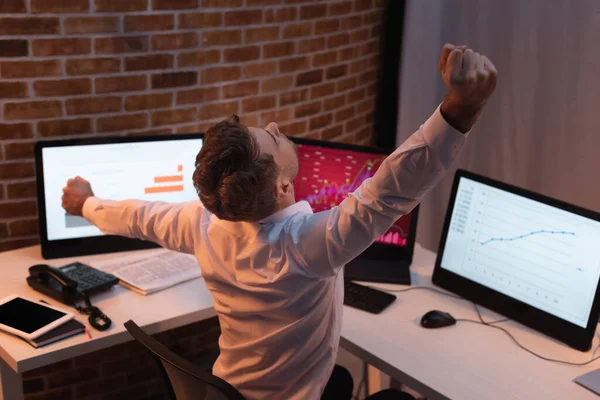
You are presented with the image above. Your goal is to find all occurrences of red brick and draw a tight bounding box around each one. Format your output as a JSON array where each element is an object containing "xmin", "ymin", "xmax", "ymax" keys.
[
  {"xmin": 126, "ymin": 93, "xmax": 172, "ymax": 111},
  {"xmin": 66, "ymin": 96, "xmax": 121, "ymax": 115},
  {"xmin": 125, "ymin": 54, "xmax": 174, "ymax": 71},
  {"xmin": 152, "ymin": 71, "xmax": 197, "ymax": 89},
  {"xmin": 224, "ymin": 46, "xmax": 260, "ymax": 63},
  {"xmin": 324, "ymin": 94, "xmax": 345, "ymax": 110},
  {"xmin": 0, "ymin": 40, "xmax": 28, "ymax": 57},
  {"xmin": 322, "ymin": 124, "xmax": 343, "ymax": 140},
  {"xmin": 265, "ymin": 7, "xmax": 297, "ymax": 23},
  {"xmin": 0, "ymin": 223, "xmax": 6, "ymax": 238},
  {"xmin": 279, "ymin": 121, "xmax": 306, "ymax": 136},
  {"xmin": 0, "ymin": 164, "xmax": 34, "ymax": 180},
  {"xmin": 338, "ymin": 76, "xmax": 358, "ymax": 91},
  {"xmin": 299, "ymin": 37, "xmax": 325, "ymax": 54},
  {"xmin": 279, "ymin": 56, "xmax": 310, "ymax": 73},
  {"xmin": 97, "ymin": 113, "xmax": 148, "ymax": 132},
  {"xmin": 310, "ymin": 113, "xmax": 333, "ymax": 130},
  {"xmin": 262, "ymin": 76, "xmax": 294, "ymax": 93},
  {"xmin": 176, "ymin": 87, "xmax": 220, "ymax": 105},
  {"xmin": 95, "ymin": 36, "xmax": 149, "ymax": 54},
  {"xmin": 360, "ymin": 40, "xmax": 378, "ymax": 56},
  {"xmin": 222, "ymin": 81, "xmax": 259, "ymax": 99},
  {"xmin": 96, "ymin": 75, "xmax": 147, "ymax": 94},
  {"xmin": 300, "ymin": 4, "xmax": 326, "ymax": 19},
  {"xmin": 200, "ymin": 102, "xmax": 240, "ymax": 120},
  {"xmin": 152, "ymin": 0, "xmax": 197, "ymax": 9},
  {"xmin": 203, "ymin": 0, "xmax": 242, "ymax": 6},
  {"xmin": 152, "ymin": 32, "xmax": 198, "ymax": 50},
  {"xmin": 356, "ymin": 126, "xmax": 371, "ymax": 141},
  {"xmin": 350, "ymin": 59, "xmax": 367, "ymax": 74},
  {"xmin": 328, "ymin": 1, "xmax": 352, "ymax": 15},
  {"xmin": 339, "ymin": 133, "xmax": 357, "ymax": 144},
  {"xmin": 296, "ymin": 69, "xmax": 323, "ymax": 86},
  {"xmin": 75, "ymin": 376, "xmax": 125, "ymax": 398},
  {"xmin": 4, "ymin": 141, "xmax": 34, "ymax": 160},
  {"xmin": 64, "ymin": 17, "xmax": 118, "ymax": 34},
  {"xmin": 312, "ymin": 51, "xmax": 338, "ymax": 67},
  {"xmin": 224, "ymin": 10, "xmax": 262, "ymax": 26},
  {"xmin": 6, "ymin": 181, "xmax": 35, "ymax": 199},
  {"xmin": 127, "ymin": 128, "xmax": 172, "ymax": 136},
  {"xmin": 152, "ymin": 108, "xmax": 197, "ymax": 126},
  {"xmin": 339, "ymin": 46, "xmax": 357, "ymax": 61},
  {"xmin": 38, "ymin": 118, "xmax": 92, "ymax": 137},
  {"xmin": 283, "ymin": 22, "xmax": 313, "ymax": 38},
  {"xmin": 371, "ymin": 24, "xmax": 382, "ymax": 38},
  {"xmin": 31, "ymin": 0, "xmax": 88, "ymax": 13},
  {"xmin": 32, "ymin": 38, "xmax": 91, "ymax": 57},
  {"xmin": 241, "ymin": 61, "xmax": 276, "ymax": 78},
  {"xmin": 351, "ymin": 28, "xmax": 370, "ymax": 43},
  {"xmin": 311, "ymin": 82, "xmax": 335, "ymax": 99},
  {"xmin": 0, "ymin": 123, "xmax": 32, "ymax": 140},
  {"xmin": 95, "ymin": 0, "xmax": 148, "ymax": 12},
  {"xmin": 346, "ymin": 115, "xmax": 365, "ymax": 131},
  {"xmin": 326, "ymin": 64, "xmax": 348, "ymax": 80},
  {"xmin": 315, "ymin": 19, "xmax": 340, "ymax": 35},
  {"xmin": 66, "ymin": 57, "xmax": 120, "ymax": 75},
  {"xmin": 46, "ymin": 367, "xmax": 97, "ymax": 389},
  {"xmin": 0, "ymin": 239, "xmax": 39, "ymax": 252},
  {"xmin": 34, "ymin": 79, "xmax": 91, "ymax": 97},
  {"xmin": 0, "ymin": 17, "xmax": 59, "ymax": 35},
  {"xmin": 365, "ymin": 9, "xmax": 381, "ymax": 24},
  {"xmin": 0, "ymin": 0, "xmax": 25, "ymax": 12},
  {"xmin": 200, "ymin": 66, "xmax": 240, "ymax": 84},
  {"xmin": 341, "ymin": 15, "xmax": 362, "ymax": 30},
  {"xmin": 335, "ymin": 105, "xmax": 355, "ymax": 122},
  {"xmin": 242, "ymin": 95, "xmax": 276, "ymax": 113},
  {"xmin": 0, "ymin": 82, "xmax": 27, "ymax": 99},
  {"xmin": 261, "ymin": 108, "xmax": 293, "ymax": 124},
  {"xmin": 279, "ymin": 89, "xmax": 308, "ymax": 106},
  {"xmin": 356, "ymin": 99, "xmax": 373, "ymax": 114},
  {"xmin": 247, "ymin": 0, "xmax": 280, "ymax": 5},
  {"xmin": 264, "ymin": 42, "xmax": 295, "ymax": 58},
  {"xmin": 126, "ymin": 367, "xmax": 158, "ymax": 385},
  {"xmin": 4, "ymin": 101, "xmax": 61, "ymax": 120},
  {"xmin": 359, "ymin": 69, "xmax": 376, "ymax": 85},
  {"xmin": 1, "ymin": 60, "xmax": 61, "ymax": 78},
  {"xmin": 347, "ymin": 88, "xmax": 365, "ymax": 102},
  {"xmin": 125, "ymin": 14, "xmax": 174, "ymax": 31},
  {"xmin": 180, "ymin": 12, "xmax": 222, "ymax": 29},
  {"xmin": 328, "ymin": 33, "xmax": 350, "ymax": 49},
  {"xmin": 176, "ymin": 123, "xmax": 213, "ymax": 134},
  {"xmin": 244, "ymin": 27, "xmax": 280, "ymax": 43},
  {"xmin": 354, "ymin": 0, "xmax": 373, "ymax": 11},
  {"xmin": 203, "ymin": 30, "xmax": 242, "ymax": 46},
  {"xmin": 178, "ymin": 50, "xmax": 220, "ymax": 67},
  {"xmin": 239, "ymin": 114, "xmax": 259, "ymax": 127},
  {"xmin": 294, "ymin": 100, "xmax": 321, "ymax": 118}
]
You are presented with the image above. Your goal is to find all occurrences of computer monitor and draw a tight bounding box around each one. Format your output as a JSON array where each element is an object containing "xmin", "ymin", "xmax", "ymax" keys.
[
  {"xmin": 291, "ymin": 137, "xmax": 418, "ymax": 284},
  {"xmin": 433, "ymin": 170, "xmax": 600, "ymax": 351},
  {"xmin": 35, "ymin": 134, "xmax": 204, "ymax": 259}
]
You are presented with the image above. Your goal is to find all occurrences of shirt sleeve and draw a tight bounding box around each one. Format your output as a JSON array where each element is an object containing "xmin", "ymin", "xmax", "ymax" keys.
[
  {"xmin": 82, "ymin": 198, "xmax": 203, "ymax": 255},
  {"xmin": 288, "ymin": 106, "xmax": 468, "ymax": 277}
]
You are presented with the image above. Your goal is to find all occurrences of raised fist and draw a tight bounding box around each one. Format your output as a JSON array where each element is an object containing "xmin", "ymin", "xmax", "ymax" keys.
[{"xmin": 62, "ymin": 176, "xmax": 94, "ymax": 217}]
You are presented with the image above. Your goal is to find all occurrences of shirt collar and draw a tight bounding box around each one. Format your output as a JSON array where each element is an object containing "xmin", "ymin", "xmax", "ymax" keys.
[{"xmin": 260, "ymin": 200, "xmax": 313, "ymax": 224}]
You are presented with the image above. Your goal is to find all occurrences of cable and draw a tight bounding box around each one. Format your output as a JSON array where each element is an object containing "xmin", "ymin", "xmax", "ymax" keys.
[{"xmin": 372, "ymin": 284, "xmax": 600, "ymax": 366}]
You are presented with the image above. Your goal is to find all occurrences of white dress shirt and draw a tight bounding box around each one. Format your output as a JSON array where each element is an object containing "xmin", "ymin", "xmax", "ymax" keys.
[{"xmin": 83, "ymin": 107, "xmax": 467, "ymax": 400}]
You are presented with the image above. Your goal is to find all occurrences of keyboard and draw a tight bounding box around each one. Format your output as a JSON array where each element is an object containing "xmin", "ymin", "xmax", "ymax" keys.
[
  {"xmin": 344, "ymin": 280, "xmax": 397, "ymax": 314},
  {"xmin": 59, "ymin": 261, "xmax": 119, "ymax": 294}
]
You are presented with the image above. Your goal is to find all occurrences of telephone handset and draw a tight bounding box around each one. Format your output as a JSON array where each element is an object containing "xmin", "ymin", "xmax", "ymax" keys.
[{"xmin": 27, "ymin": 264, "xmax": 80, "ymax": 304}]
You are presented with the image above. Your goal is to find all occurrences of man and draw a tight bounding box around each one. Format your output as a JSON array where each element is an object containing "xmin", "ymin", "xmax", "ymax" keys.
[{"xmin": 62, "ymin": 44, "xmax": 496, "ymax": 399}]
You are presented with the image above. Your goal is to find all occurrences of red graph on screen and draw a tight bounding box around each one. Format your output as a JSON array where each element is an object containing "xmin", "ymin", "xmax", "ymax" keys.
[{"xmin": 294, "ymin": 144, "xmax": 411, "ymax": 247}]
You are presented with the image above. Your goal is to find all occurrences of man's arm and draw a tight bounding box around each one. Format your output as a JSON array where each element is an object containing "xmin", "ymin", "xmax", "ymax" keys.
[
  {"xmin": 62, "ymin": 178, "xmax": 202, "ymax": 254},
  {"xmin": 289, "ymin": 44, "xmax": 497, "ymax": 277}
]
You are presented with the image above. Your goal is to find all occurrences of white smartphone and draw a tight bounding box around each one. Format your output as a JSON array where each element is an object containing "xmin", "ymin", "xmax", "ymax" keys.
[{"xmin": 0, "ymin": 295, "xmax": 75, "ymax": 341}]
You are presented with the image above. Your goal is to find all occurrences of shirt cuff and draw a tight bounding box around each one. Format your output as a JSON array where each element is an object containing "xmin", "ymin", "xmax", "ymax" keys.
[
  {"xmin": 422, "ymin": 105, "xmax": 469, "ymax": 168},
  {"xmin": 82, "ymin": 196, "xmax": 101, "ymax": 220}
]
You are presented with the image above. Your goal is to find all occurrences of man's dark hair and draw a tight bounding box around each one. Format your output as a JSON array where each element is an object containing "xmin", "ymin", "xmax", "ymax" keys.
[{"xmin": 193, "ymin": 115, "xmax": 279, "ymax": 222}]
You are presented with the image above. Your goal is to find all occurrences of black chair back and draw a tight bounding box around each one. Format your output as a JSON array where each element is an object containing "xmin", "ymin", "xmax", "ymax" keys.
[{"xmin": 124, "ymin": 320, "xmax": 246, "ymax": 400}]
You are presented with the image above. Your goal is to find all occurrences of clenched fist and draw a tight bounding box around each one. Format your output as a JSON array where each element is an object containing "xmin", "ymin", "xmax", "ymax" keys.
[
  {"xmin": 438, "ymin": 44, "xmax": 498, "ymax": 133},
  {"xmin": 62, "ymin": 176, "xmax": 94, "ymax": 217}
]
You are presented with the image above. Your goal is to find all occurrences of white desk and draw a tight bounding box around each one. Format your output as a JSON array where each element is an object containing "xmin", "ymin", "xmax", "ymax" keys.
[
  {"xmin": 1, "ymin": 245, "xmax": 599, "ymax": 400},
  {"xmin": 0, "ymin": 246, "xmax": 216, "ymax": 400},
  {"xmin": 341, "ymin": 246, "xmax": 600, "ymax": 400}
]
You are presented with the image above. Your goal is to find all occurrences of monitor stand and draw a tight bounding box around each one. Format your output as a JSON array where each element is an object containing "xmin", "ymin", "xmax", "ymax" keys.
[{"xmin": 344, "ymin": 258, "xmax": 411, "ymax": 285}]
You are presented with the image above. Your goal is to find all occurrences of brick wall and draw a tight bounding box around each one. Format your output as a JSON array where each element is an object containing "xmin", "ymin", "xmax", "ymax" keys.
[
  {"xmin": 23, "ymin": 317, "xmax": 221, "ymax": 399},
  {"xmin": 0, "ymin": 0, "xmax": 384, "ymax": 252}
]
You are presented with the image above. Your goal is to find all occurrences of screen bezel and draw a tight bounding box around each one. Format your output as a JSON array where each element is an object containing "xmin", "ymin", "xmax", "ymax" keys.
[
  {"xmin": 289, "ymin": 136, "xmax": 419, "ymax": 265},
  {"xmin": 432, "ymin": 169, "xmax": 600, "ymax": 352},
  {"xmin": 35, "ymin": 133, "xmax": 204, "ymax": 259}
]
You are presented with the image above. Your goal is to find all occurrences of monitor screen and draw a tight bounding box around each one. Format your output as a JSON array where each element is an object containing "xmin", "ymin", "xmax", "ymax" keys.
[
  {"xmin": 41, "ymin": 138, "xmax": 203, "ymax": 241},
  {"xmin": 440, "ymin": 176, "xmax": 600, "ymax": 328},
  {"xmin": 294, "ymin": 144, "xmax": 412, "ymax": 247}
]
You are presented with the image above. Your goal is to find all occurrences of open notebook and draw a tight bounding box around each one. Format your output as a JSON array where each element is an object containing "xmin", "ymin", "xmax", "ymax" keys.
[{"xmin": 91, "ymin": 249, "xmax": 201, "ymax": 295}]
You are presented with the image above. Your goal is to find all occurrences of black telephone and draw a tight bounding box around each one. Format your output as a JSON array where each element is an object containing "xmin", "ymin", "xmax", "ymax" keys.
[{"xmin": 27, "ymin": 262, "xmax": 119, "ymax": 331}]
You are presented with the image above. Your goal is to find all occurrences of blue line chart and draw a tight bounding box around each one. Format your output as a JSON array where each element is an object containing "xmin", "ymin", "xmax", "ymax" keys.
[{"xmin": 480, "ymin": 230, "xmax": 575, "ymax": 246}]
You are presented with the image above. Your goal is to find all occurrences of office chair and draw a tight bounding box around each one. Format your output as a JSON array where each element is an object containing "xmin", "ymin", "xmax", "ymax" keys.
[{"xmin": 124, "ymin": 320, "xmax": 246, "ymax": 400}]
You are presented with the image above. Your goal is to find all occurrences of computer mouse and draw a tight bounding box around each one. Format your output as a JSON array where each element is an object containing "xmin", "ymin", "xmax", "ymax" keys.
[{"xmin": 420, "ymin": 310, "xmax": 456, "ymax": 329}]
